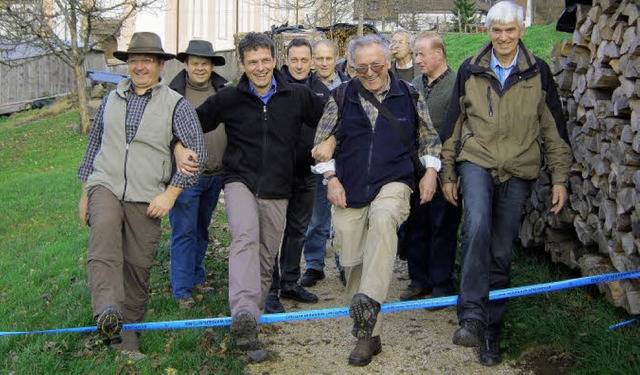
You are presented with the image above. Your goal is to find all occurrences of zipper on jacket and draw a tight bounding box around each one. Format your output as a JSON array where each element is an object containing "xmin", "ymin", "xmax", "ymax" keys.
[
  {"xmin": 486, "ymin": 86, "xmax": 493, "ymax": 118},
  {"xmin": 122, "ymin": 142, "xmax": 129, "ymax": 200},
  {"xmin": 256, "ymin": 104, "xmax": 268, "ymax": 198},
  {"xmin": 366, "ymin": 125, "xmax": 375, "ymax": 197}
]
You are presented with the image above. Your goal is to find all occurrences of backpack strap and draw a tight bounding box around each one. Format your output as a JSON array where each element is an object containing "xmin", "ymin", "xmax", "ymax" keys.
[{"xmin": 328, "ymin": 80, "xmax": 350, "ymax": 138}]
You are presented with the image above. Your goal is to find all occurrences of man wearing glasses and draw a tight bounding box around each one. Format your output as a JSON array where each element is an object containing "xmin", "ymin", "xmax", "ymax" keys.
[
  {"xmin": 312, "ymin": 34, "xmax": 441, "ymax": 367},
  {"xmin": 390, "ymin": 29, "xmax": 419, "ymax": 82},
  {"xmin": 77, "ymin": 32, "xmax": 206, "ymax": 360}
]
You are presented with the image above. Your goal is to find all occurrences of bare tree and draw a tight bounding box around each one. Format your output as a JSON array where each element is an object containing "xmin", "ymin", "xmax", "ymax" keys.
[
  {"xmin": 261, "ymin": 0, "xmax": 321, "ymax": 27},
  {"xmin": 310, "ymin": 0, "xmax": 354, "ymax": 27},
  {"xmin": 0, "ymin": 0, "xmax": 160, "ymax": 133}
]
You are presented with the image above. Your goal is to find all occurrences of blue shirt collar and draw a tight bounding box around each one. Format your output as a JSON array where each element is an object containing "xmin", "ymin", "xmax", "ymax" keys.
[
  {"xmin": 490, "ymin": 47, "xmax": 519, "ymax": 70},
  {"xmin": 249, "ymin": 76, "xmax": 277, "ymax": 104}
]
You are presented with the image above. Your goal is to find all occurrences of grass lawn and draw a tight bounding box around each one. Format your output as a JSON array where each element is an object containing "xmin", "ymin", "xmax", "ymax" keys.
[
  {"xmin": 444, "ymin": 23, "xmax": 569, "ymax": 70},
  {"xmin": 0, "ymin": 108, "xmax": 244, "ymax": 374},
  {"xmin": 0, "ymin": 23, "xmax": 637, "ymax": 374}
]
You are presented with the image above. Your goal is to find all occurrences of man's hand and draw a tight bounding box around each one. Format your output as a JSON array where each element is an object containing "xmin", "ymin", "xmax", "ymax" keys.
[
  {"xmin": 78, "ymin": 182, "xmax": 89, "ymax": 226},
  {"xmin": 550, "ymin": 184, "xmax": 568, "ymax": 214},
  {"xmin": 147, "ymin": 186, "xmax": 183, "ymax": 219},
  {"xmin": 174, "ymin": 141, "xmax": 199, "ymax": 176},
  {"xmin": 443, "ymin": 182, "xmax": 458, "ymax": 207},
  {"xmin": 419, "ymin": 168, "xmax": 438, "ymax": 204},
  {"xmin": 312, "ymin": 136, "xmax": 337, "ymax": 162},
  {"xmin": 327, "ymin": 177, "xmax": 347, "ymax": 209}
]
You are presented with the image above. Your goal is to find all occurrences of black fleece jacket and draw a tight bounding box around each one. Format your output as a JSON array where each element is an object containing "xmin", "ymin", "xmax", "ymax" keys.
[{"xmin": 196, "ymin": 68, "xmax": 324, "ymax": 198}]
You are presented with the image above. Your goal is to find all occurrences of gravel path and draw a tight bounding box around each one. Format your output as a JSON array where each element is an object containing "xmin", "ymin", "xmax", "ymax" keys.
[{"xmin": 245, "ymin": 247, "xmax": 526, "ymax": 374}]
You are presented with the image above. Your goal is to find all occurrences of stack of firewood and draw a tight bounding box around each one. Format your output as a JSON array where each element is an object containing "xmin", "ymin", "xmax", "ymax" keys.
[{"xmin": 519, "ymin": 0, "xmax": 639, "ymax": 314}]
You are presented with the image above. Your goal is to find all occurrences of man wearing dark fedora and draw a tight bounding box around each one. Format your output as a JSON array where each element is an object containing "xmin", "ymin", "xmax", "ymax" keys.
[
  {"xmin": 167, "ymin": 40, "xmax": 228, "ymax": 310},
  {"xmin": 77, "ymin": 31, "xmax": 206, "ymax": 360}
]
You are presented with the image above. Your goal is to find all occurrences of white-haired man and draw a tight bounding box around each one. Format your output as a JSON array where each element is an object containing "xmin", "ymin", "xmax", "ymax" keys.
[{"xmin": 441, "ymin": 1, "xmax": 571, "ymax": 366}]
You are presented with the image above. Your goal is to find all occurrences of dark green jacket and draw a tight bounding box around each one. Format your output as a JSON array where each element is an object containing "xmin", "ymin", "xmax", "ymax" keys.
[{"xmin": 441, "ymin": 41, "xmax": 571, "ymax": 185}]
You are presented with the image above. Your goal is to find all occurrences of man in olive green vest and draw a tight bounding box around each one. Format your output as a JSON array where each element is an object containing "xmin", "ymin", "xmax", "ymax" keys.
[{"xmin": 77, "ymin": 32, "xmax": 206, "ymax": 360}]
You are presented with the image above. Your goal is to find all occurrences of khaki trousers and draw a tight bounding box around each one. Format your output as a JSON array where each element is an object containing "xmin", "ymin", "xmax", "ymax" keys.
[
  {"xmin": 225, "ymin": 182, "xmax": 288, "ymax": 321},
  {"xmin": 333, "ymin": 182, "xmax": 411, "ymax": 337},
  {"xmin": 87, "ymin": 186, "xmax": 161, "ymax": 350}
]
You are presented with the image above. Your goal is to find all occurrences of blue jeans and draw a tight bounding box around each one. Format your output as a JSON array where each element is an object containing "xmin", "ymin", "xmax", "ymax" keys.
[
  {"xmin": 456, "ymin": 162, "xmax": 532, "ymax": 336},
  {"xmin": 303, "ymin": 175, "xmax": 342, "ymax": 273},
  {"xmin": 168, "ymin": 175, "xmax": 223, "ymax": 299},
  {"xmin": 399, "ymin": 185, "xmax": 461, "ymax": 296}
]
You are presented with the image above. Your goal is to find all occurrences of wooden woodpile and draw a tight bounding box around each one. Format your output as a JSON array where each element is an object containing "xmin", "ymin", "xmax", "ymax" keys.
[{"xmin": 519, "ymin": 0, "xmax": 640, "ymax": 315}]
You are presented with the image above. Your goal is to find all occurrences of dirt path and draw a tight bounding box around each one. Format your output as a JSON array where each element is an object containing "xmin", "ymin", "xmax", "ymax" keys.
[{"xmin": 246, "ymin": 247, "xmax": 527, "ymax": 374}]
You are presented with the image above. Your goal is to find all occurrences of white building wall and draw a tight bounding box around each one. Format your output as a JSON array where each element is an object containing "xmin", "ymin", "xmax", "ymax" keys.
[{"xmin": 131, "ymin": 0, "xmax": 317, "ymax": 53}]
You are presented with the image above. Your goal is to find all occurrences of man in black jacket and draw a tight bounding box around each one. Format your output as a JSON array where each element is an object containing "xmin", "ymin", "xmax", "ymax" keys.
[
  {"xmin": 195, "ymin": 33, "xmax": 324, "ymax": 361},
  {"xmin": 265, "ymin": 38, "xmax": 320, "ymax": 314},
  {"xmin": 168, "ymin": 40, "xmax": 227, "ymax": 310}
]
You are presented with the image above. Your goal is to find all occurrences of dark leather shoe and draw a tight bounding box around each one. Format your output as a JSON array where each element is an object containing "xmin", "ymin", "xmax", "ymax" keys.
[
  {"xmin": 339, "ymin": 270, "xmax": 346, "ymax": 286},
  {"xmin": 350, "ymin": 293, "xmax": 381, "ymax": 339},
  {"xmin": 452, "ymin": 319, "xmax": 485, "ymax": 347},
  {"xmin": 280, "ymin": 284, "xmax": 319, "ymax": 303},
  {"xmin": 300, "ymin": 268, "xmax": 325, "ymax": 287},
  {"xmin": 348, "ymin": 335, "xmax": 382, "ymax": 366},
  {"xmin": 265, "ymin": 293, "xmax": 285, "ymax": 313},
  {"xmin": 478, "ymin": 336, "xmax": 502, "ymax": 366},
  {"xmin": 399, "ymin": 286, "xmax": 432, "ymax": 301}
]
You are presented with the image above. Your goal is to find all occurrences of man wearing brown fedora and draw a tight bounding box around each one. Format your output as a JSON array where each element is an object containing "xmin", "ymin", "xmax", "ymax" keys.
[
  {"xmin": 167, "ymin": 40, "xmax": 228, "ymax": 310},
  {"xmin": 77, "ymin": 31, "xmax": 206, "ymax": 360}
]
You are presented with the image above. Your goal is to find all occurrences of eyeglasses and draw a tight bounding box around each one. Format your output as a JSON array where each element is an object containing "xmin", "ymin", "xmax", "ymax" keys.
[
  {"xmin": 352, "ymin": 63, "xmax": 386, "ymax": 75},
  {"xmin": 127, "ymin": 58, "xmax": 157, "ymax": 66},
  {"xmin": 391, "ymin": 40, "xmax": 409, "ymax": 46}
]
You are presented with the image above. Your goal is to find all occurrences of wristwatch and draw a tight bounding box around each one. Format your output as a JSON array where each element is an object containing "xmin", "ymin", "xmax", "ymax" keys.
[{"xmin": 322, "ymin": 174, "xmax": 337, "ymax": 186}]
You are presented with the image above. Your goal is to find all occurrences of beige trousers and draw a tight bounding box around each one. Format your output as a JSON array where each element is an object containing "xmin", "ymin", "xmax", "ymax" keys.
[
  {"xmin": 333, "ymin": 182, "xmax": 412, "ymax": 337},
  {"xmin": 224, "ymin": 182, "xmax": 288, "ymax": 321}
]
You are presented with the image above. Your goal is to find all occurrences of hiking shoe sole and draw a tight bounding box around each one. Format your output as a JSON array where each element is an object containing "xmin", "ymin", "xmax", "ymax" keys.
[
  {"xmin": 96, "ymin": 306, "xmax": 123, "ymax": 345},
  {"xmin": 349, "ymin": 293, "xmax": 381, "ymax": 340},
  {"xmin": 230, "ymin": 311, "xmax": 260, "ymax": 351}
]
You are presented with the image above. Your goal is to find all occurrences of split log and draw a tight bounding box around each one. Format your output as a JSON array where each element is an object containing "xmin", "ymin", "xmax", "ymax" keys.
[{"xmin": 523, "ymin": 0, "xmax": 640, "ymax": 315}]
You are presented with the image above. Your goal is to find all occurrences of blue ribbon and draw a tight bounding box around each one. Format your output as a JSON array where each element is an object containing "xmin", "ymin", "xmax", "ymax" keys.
[{"xmin": 1, "ymin": 271, "xmax": 638, "ymax": 337}]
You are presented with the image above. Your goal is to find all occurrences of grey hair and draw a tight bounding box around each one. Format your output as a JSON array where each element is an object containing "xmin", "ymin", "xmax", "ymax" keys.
[
  {"xmin": 347, "ymin": 34, "xmax": 391, "ymax": 63},
  {"xmin": 486, "ymin": 1, "xmax": 524, "ymax": 30},
  {"xmin": 312, "ymin": 39, "xmax": 339, "ymax": 58},
  {"xmin": 391, "ymin": 28, "xmax": 414, "ymax": 45}
]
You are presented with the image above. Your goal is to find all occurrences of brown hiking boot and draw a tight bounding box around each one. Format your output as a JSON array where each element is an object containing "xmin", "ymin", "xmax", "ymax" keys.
[
  {"xmin": 230, "ymin": 310, "xmax": 261, "ymax": 351},
  {"xmin": 350, "ymin": 293, "xmax": 381, "ymax": 339},
  {"xmin": 96, "ymin": 306, "xmax": 123, "ymax": 345},
  {"xmin": 348, "ymin": 335, "xmax": 382, "ymax": 366}
]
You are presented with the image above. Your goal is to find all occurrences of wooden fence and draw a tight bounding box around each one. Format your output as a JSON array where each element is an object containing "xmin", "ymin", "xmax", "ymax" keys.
[{"xmin": 0, "ymin": 51, "xmax": 105, "ymax": 115}]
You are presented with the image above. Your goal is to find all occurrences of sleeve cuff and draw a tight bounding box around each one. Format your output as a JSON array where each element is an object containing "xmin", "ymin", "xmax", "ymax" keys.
[
  {"xmin": 421, "ymin": 155, "xmax": 441, "ymax": 172},
  {"xmin": 311, "ymin": 160, "xmax": 336, "ymax": 174}
]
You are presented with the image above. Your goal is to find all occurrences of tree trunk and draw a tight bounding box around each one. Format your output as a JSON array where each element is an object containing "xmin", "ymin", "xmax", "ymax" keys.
[{"xmin": 74, "ymin": 62, "xmax": 91, "ymax": 134}]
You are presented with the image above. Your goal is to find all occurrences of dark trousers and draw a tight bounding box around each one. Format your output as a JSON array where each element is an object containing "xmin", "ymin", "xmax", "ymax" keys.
[
  {"xmin": 456, "ymin": 162, "xmax": 532, "ymax": 337},
  {"xmin": 399, "ymin": 184, "xmax": 461, "ymax": 296},
  {"xmin": 270, "ymin": 172, "xmax": 316, "ymax": 291}
]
